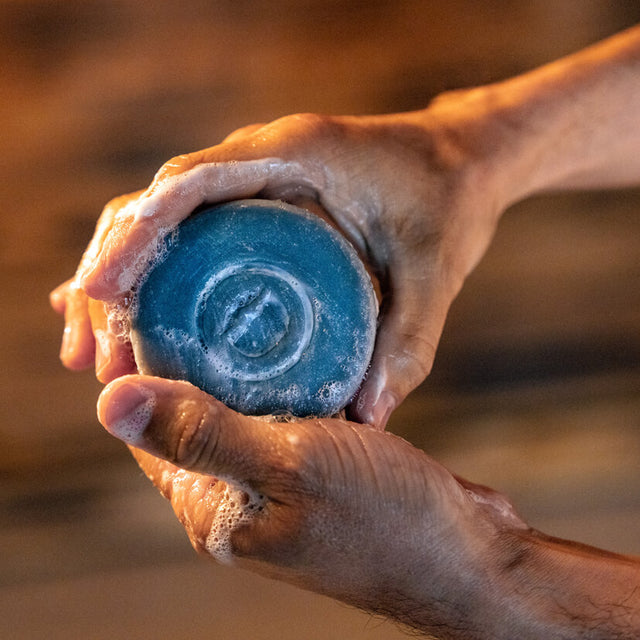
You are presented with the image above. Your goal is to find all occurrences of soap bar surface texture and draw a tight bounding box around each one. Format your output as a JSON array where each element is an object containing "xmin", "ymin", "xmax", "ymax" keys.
[{"xmin": 130, "ymin": 200, "xmax": 377, "ymax": 417}]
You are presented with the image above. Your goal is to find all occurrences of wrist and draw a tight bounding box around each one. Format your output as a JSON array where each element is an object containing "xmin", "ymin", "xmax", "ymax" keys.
[
  {"xmin": 399, "ymin": 84, "xmax": 535, "ymax": 220},
  {"xmin": 487, "ymin": 528, "xmax": 640, "ymax": 639},
  {"xmin": 370, "ymin": 477, "xmax": 640, "ymax": 640},
  {"xmin": 448, "ymin": 25, "xmax": 640, "ymax": 205},
  {"xmin": 362, "ymin": 483, "xmax": 530, "ymax": 639},
  {"xmin": 415, "ymin": 80, "xmax": 552, "ymax": 211}
]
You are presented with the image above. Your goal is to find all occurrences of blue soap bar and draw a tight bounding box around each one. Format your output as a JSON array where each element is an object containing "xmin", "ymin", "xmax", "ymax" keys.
[{"xmin": 129, "ymin": 200, "xmax": 377, "ymax": 417}]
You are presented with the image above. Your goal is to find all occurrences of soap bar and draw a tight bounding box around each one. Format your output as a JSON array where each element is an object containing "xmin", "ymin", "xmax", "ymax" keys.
[{"xmin": 129, "ymin": 200, "xmax": 377, "ymax": 417}]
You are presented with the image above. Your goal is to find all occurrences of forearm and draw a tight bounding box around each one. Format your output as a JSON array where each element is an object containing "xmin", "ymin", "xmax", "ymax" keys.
[
  {"xmin": 339, "ymin": 472, "xmax": 640, "ymax": 639},
  {"xmin": 484, "ymin": 24, "xmax": 640, "ymax": 202},
  {"xmin": 489, "ymin": 530, "xmax": 640, "ymax": 640},
  {"xmin": 356, "ymin": 473, "xmax": 640, "ymax": 639},
  {"xmin": 384, "ymin": 526, "xmax": 640, "ymax": 640}
]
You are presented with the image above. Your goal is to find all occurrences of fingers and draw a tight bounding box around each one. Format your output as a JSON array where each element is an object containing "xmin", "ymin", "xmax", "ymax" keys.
[
  {"xmin": 75, "ymin": 191, "xmax": 143, "ymax": 281},
  {"xmin": 49, "ymin": 280, "xmax": 69, "ymax": 314},
  {"xmin": 97, "ymin": 375, "xmax": 303, "ymax": 488},
  {"xmin": 79, "ymin": 114, "xmax": 338, "ymax": 301},
  {"xmin": 50, "ymin": 279, "xmax": 137, "ymax": 377},
  {"xmin": 80, "ymin": 157, "xmax": 324, "ymax": 301},
  {"xmin": 51, "ymin": 191, "xmax": 145, "ymax": 372},
  {"xmin": 87, "ymin": 298, "xmax": 137, "ymax": 382},
  {"xmin": 349, "ymin": 273, "xmax": 452, "ymax": 428},
  {"xmin": 221, "ymin": 123, "xmax": 266, "ymax": 144},
  {"xmin": 50, "ymin": 279, "xmax": 95, "ymax": 370}
]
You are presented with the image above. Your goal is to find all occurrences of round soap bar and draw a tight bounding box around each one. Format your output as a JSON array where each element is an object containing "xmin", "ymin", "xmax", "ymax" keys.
[{"xmin": 129, "ymin": 200, "xmax": 377, "ymax": 417}]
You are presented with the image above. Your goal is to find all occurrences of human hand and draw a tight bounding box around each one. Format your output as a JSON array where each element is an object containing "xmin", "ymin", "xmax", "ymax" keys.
[
  {"xmin": 52, "ymin": 25, "xmax": 640, "ymax": 426},
  {"xmin": 50, "ymin": 191, "xmax": 142, "ymax": 381},
  {"xmin": 98, "ymin": 374, "xmax": 640, "ymax": 639},
  {"xmin": 53, "ymin": 101, "xmax": 511, "ymax": 426},
  {"xmin": 97, "ymin": 373, "xmax": 529, "ymax": 637}
]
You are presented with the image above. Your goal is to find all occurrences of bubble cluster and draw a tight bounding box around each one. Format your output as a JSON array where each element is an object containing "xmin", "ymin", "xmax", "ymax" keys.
[
  {"xmin": 316, "ymin": 380, "xmax": 347, "ymax": 405},
  {"xmin": 205, "ymin": 481, "xmax": 265, "ymax": 565}
]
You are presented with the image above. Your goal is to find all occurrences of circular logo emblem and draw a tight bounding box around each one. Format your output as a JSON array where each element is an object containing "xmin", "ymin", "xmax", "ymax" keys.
[{"xmin": 196, "ymin": 263, "xmax": 314, "ymax": 381}]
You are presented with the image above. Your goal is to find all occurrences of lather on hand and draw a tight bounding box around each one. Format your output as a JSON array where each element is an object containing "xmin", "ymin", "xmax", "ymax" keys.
[{"xmin": 99, "ymin": 374, "xmax": 640, "ymax": 639}]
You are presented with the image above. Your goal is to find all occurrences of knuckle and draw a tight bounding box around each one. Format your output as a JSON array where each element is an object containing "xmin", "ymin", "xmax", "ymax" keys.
[
  {"xmin": 283, "ymin": 112, "xmax": 341, "ymax": 140},
  {"xmin": 102, "ymin": 189, "xmax": 143, "ymax": 216},
  {"xmin": 169, "ymin": 400, "xmax": 219, "ymax": 470},
  {"xmin": 165, "ymin": 151, "xmax": 200, "ymax": 171},
  {"xmin": 258, "ymin": 421, "xmax": 325, "ymax": 497},
  {"xmin": 223, "ymin": 122, "xmax": 265, "ymax": 142},
  {"xmin": 413, "ymin": 349, "xmax": 435, "ymax": 381},
  {"xmin": 152, "ymin": 151, "xmax": 206, "ymax": 187},
  {"xmin": 394, "ymin": 332, "xmax": 436, "ymax": 385}
]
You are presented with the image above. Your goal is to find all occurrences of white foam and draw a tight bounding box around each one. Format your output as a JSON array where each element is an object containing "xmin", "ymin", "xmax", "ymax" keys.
[
  {"xmin": 205, "ymin": 480, "xmax": 265, "ymax": 565},
  {"xmin": 316, "ymin": 380, "xmax": 347, "ymax": 405},
  {"xmin": 106, "ymin": 300, "xmax": 132, "ymax": 343},
  {"xmin": 107, "ymin": 198, "xmax": 161, "ymax": 295}
]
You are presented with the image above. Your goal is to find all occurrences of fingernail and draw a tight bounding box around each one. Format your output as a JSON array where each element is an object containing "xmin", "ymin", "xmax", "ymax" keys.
[
  {"xmin": 370, "ymin": 391, "xmax": 396, "ymax": 429},
  {"xmin": 93, "ymin": 329, "xmax": 110, "ymax": 377},
  {"xmin": 98, "ymin": 381, "xmax": 156, "ymax": 444}
]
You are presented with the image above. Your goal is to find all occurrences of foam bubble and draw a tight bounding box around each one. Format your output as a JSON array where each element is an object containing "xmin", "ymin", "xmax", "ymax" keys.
[
  {"xmin": 105, "ymin": 301, "xmax": 132, "ymax": 343},
  {"xmin": 316, "ymin": 380, "xmax": 346, "ymax": 404},
  {"xmin": 205, "ymin": 480, "xmax": 265, "ymax": 565}
]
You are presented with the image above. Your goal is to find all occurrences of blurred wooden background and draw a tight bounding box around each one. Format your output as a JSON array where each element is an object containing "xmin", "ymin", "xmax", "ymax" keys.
[{"xmin": 1, "ymin": 1, "xmax": 639, "ymax": 638}]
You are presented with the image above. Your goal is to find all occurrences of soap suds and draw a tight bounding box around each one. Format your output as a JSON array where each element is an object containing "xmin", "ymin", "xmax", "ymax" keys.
[
  {"xmin": 159, "ymin": 469, "xmax": 266, "ymax": 565},
  {"xmin": 205, "ymin": 480, "xmax": 265, "ymax": 565}
]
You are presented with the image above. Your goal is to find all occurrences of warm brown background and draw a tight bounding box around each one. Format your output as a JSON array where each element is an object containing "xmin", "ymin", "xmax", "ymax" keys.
[{"xmin": 1, "ymin": 2, "xmax": 639, "ymax": 638}]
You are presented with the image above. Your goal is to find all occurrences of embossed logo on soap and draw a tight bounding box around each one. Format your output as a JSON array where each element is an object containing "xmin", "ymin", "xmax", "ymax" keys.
[
  {"xmin": 197, "ymin": 263, "xmax": 314, "ymax": 381},
  {"xmin": 220, "ymin": 286, "xmax": 290, "ymax": 357}
]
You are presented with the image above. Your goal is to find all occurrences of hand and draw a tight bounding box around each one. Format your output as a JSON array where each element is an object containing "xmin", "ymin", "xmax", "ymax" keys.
[
  {"xmin": 50, "ymin": 26, "xmax": 640, "ymax": 638},
  {"xmin": 97, "ymin": 373, "xmax": 527, "ymax": 637},
  {"xmin": 52, "ymin": 104, "xmax": 509, "ymax": 426},
  {"xmin": 50, "ymin": 191, "xmax": 142, "ymax": 381},
  {"xmin": 51, "ymin": 26, "xmax": 640, "ymax": 427},
  {"xmin": 98, "ymin": 374, "xmax": 640, "ymax": 639}
]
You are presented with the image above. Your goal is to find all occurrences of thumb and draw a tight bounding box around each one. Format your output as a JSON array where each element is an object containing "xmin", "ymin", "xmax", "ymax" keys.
[
  {"xmin": 349, "ymin": 276, "xmax": 451, "ymax": 428},
  {"xmin": 97, "ymin": 375, "xmax": 296, "ymax": 487}
]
